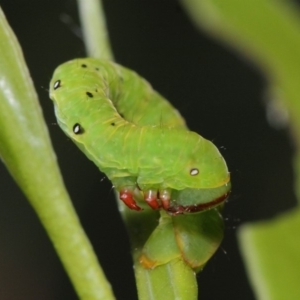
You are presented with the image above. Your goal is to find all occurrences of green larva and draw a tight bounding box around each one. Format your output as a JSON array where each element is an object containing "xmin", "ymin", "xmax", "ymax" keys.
[{"xmin": 49, "ymin": 58, "xmax": 230, "ymax": 214}]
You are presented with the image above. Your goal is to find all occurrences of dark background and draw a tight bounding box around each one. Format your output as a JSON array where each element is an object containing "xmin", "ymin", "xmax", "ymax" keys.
[{"xmin": 0, "ymin": 0, "xmax": 297, "ymax": 299}]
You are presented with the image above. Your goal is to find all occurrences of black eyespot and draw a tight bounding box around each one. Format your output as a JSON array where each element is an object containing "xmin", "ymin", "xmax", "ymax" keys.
[
  {"xmin": 95, "ymin": 67, "xmax": 100, "ymax": 71},
  {"xmin": 111, "ymin": 122, "xmax": 115, "ymax": 126},
  {"xmin": 73, "ymin": 123, "xmax": 84, "ymax": 134},
  {"xmin": 81, "ymin": 64, "xmax": 87, "ymax": 68},
  {"xmin": 86, "ymin": 92, "xmax": 93, "ymax": 98},
  {"xmin": 53, "ymin": 80, "xmax": 61, "ymax": 90},
  {"xmin": 190, "ymin": 168, "xmax": 199, "ymax": 176}
]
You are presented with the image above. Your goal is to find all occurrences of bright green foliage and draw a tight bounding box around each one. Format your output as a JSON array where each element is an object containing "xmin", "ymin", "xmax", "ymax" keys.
[
  {"xmin": 239, "ymin": 209, "xmax": 300, "ymax": 300},
  {"xmin": 141, "ymin": 209, "xmax": 224, "ymax": 272}
]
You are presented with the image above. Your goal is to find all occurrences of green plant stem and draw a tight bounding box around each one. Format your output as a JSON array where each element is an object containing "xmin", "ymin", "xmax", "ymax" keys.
[
  {"xmin": 77, "ymin": 0, "xmax": 114, "ymax": 60},
  {"xmin": 0, "ymin": 7, "xmax": 114, "ymax": 300}
]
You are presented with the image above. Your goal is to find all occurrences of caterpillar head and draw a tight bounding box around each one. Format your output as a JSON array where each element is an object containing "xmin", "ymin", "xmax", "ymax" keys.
[{"xmin": 167, "ymin": 135, "xmax": 230, "ymax": 191}]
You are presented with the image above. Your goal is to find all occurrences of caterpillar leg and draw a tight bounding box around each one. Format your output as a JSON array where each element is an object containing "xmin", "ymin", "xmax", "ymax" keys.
[
  {"xmin": 117, "ymin": 181, "xmax": 170, "ymax": 212},
  {"xmin": 143, "ymin": 190, "xmax": 160, "ymax": 210},
  {"xmin": 119, "ymin": 187, "xmax": 142, "ymax": 211},
  {"xmin": 143, "ymin": 188, "xmax": 172, "ymax": 210},
  {"xmin": 158, "ymin": 188, "xmax": 171, "ymax": 209}
]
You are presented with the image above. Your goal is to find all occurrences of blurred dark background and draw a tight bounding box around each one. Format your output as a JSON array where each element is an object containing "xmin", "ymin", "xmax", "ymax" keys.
[{"xmin": 0, "ymin": 0, "xmax": 298, "ymax": 299}]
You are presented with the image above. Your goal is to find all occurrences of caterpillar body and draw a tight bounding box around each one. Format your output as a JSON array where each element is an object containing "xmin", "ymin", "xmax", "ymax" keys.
[{"xmin": 49, "ymin": 58, "xmax": 230, "ymax": 214}]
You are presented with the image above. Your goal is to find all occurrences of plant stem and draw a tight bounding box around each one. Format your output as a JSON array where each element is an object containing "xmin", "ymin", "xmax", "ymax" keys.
[
  {"xmin": 77, "ymin": 0, "xmax": 114, "ymax": 60},
  {"xmin": 0, "ymin": 7, "xmax": 115, "ymax": 300}
]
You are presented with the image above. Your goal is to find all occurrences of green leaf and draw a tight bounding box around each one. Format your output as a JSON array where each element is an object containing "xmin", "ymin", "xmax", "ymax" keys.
[
  {"xmin": 141, "ymin": 209, "xmax": 224, "ymax": 272},
  {"xmin": 173, "ymin": 209, "xmax": 224, "ymax": 271},
  {"xmin": 239, "ymin": 209, "xmax": 300, "ymax": 300}
]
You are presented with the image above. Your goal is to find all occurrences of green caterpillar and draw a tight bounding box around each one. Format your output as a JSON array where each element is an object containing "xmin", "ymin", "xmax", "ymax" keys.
[{"xmin": 49, "ymin": 58, "xmax": 230, "ymax": 214}]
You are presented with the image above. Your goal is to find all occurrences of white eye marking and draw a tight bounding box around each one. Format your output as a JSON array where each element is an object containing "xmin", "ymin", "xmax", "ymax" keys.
[
  {"xmin": 73, "ymin": 123, "xmax": 82, "ymax": 134},
  {"xmin": 190, "ymin": 168, "xmax": 199, "ymax": 176},
  {"xmin": 53, "ymin": 80, "xmax": 61, "ymax": 90}
]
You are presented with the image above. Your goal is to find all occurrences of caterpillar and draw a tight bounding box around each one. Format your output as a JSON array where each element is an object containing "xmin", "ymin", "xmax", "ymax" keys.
[{"xmin": 49, "ymin": 58, "xmax": 230, "ymax": 214}]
